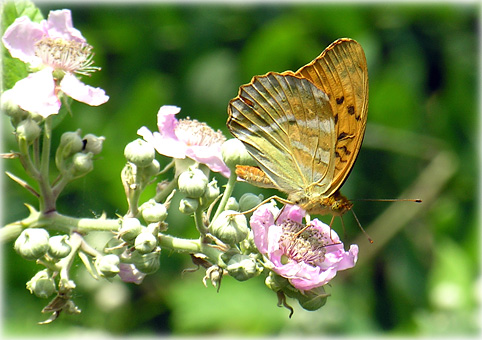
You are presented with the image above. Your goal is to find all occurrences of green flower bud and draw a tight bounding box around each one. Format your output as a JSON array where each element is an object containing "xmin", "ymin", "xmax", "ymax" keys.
[
  {"xmin": 178, "ymin": 167, "xmax": 208, "ymax": 198},
  {"xmin": 96, "ymin": 254, "xmax": 120, "ymax": 278},
  {"xmin": 239, "ymin": 193, "xmax": 263, "ymax": 212},
  {"xmin": 82, "ymin": 134, "xmax": 105, "ymax": 155},
  {"xmin": 209, "ymin": 210, "xmax": 248, "ymax": 244},
  {"xmin": 134, "ymin": 231, "xmax": 158, "ymax": 254},
  {"xmin": 26, "ymin": 270, "xmax": 56, "ymax": 298},
  {"xmin": 225, "ymin": 197, "xmax": 239, "ymax": 211},
  {"xmin": 179, "ymin": 197, "xmax": 199, "ymax": 214},
  {"xmin": 226, "ymin": 254, "xmax": 261, "ymax": 281},
  {"xmin": 14, "ymin": 228, "xmax": 50, "ymax": 260},
  {"xmin": 104, "ymin": 237, "xmax": 125, "ymax": 256},
  {"xmin": 221, "ymin": 138, "xmax": 257, "ymax": 169},
  {"xmin": 131, "ymin": 248, "xmax": 161, "ymax": 274},
  {"xmin": 124, "ymin": 139, "xmax": 155, "ymax": 168},
  {"xmin": 48, "ymin": 235, "xmax": 71, "ymax": 259},
  {"xmin": 119, "ymin": 218, "xmax": 143, "ymax": 243},
  {"xmin": 144, "ymin": 159, "xmax": 161, "ymax": 177},
  {"xmin": 59, "ymin": 130, "xmax": 84, "ymax": 156},
  {"xmin": 72, "ymin": 152, "xmax": 94, "ymax": 177},
  {"xmin": 265, "ymin": 271, "xmax": 290, "ymax": 292},
  {"xmin": 295, "ymin": 286, "xmax": 329, "ymax": 311},
  {"xmin": 16, "ymin": 118, "xmax": 41, "ymax": 144},
  {"xmin": 140, "ymin": 200, "xmax": 167, "ymax": 223},
  {"xmin": 201, "ymin": 179, "xmax": 220, "ymax": 208},
  {"xmin": 1, "ymin": 89, "xmax": 28, "ymax": 125}
]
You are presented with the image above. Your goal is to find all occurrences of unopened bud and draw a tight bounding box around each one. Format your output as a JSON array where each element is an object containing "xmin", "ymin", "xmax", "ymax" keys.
[
  {"xmin": 124, "ymin": 139, "xmax": 155, "ymax": 168},
  {"xmin": 221, "ymin": 138, "xmax": 257, "ymax": 169},
  {"xmin": 48, "ymin": 235, "xmax": 71, "ymax": 259},
  {"xmin": 16, "ymin": 118, "xmax": 41, "ymax": 144},
  {"xmin": 295, "ymin": 286, "xmax": 329, "ymax": 311},
  {"xmin": 134, "ymin": 230, "xmax": 158, "ymax": 254},
  {"xmin": 72, "ymin": 152, "xmax": 94, "ymax": 177},
  {"xmin": 82, "ymin": 134, "xmax": 105, "ymax": 155},
  {"xmin": 178, "ymin": 167, "xmax": 208, "ymax": 198},
  {"xmin": 119, "ymin": 218, "xmax": 143, "ymax": 243},
  {"xmin": 59, "ymin": 130, "xmax": 84, "ymax": 156},
  {"xmin": 140, "ymin": 200, "xmax": 167, "ymax": 223},
  {"xmin": 14, "ymin": 228, "xmax": 50, "ymax": 260},
  {"xmin": 209, "ymin": 210, "xmax": 248, "ymax": 244},
  {"xmin": 225, "ymin": 197, "xmax": 239, "ymax": 211},
  {"xmin": 96, "ymin": 254, "xmax": 120, "ymax": 278},
  {"xmin": 179, "ymin": 197, "xmax": 199, "ymax": 214},
  {"xmin": 201, "ymin": 179, "xmax": 220, "ymax": 208},
  {"xmin": 226, "ymin": 254, "xmax": 261, "ymax": 281},
  {"xmin": 131, "ymin": 248, "xmax": 161, "ymax": 274},
  {"xmin": 239, "ymin": 193, "xmax": 263, "ymax": 212},
  {"xmin": 144, "ymin": 159, "xmax": 161, "ymax": 177},
  {"xmin": 26, "ymin": 270, "xmax": 56, "ymax": 298}
]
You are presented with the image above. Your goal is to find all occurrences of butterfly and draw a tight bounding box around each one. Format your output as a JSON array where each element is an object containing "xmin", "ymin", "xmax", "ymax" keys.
[{"xmin": 226, "ymin": 38, "xmax": 368, "ymax": 217}]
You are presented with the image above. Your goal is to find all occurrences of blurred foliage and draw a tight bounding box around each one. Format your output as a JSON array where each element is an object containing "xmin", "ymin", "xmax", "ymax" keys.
[{"xmin": 1, "ymin": 1, "xmax": 479, "ymax": 337}]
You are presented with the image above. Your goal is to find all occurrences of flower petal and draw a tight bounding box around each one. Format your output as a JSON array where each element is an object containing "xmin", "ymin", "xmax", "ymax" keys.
[
  {"xmin": 2, "ymin": 16, "xmax": 44, "ymax": 65},
  {"xmin": 118, "ymin": 263, "xmax": 145, "ymax": 285},
  {"xmin": 185, "ymin": 146, "xmax": 230, "ymax": 177},
  {"xmin": 138, "ymin": 127, "xmax": 187, "ymax": 159},
  {"xmin": 250, "ymin": 204, "xmax": 278, "ymax": 253},
  {"xmin": 45, "ymin": 9, "xmax": 85, "ymax": 42},
  {"xmin": 157, "ymin": 105, "xmax": 181, "ymax": 140},
  {"xmin": 276, "ymin": 204, "xmax": 304, "ymax": 224},
  {"xmin": 10, "ymin": 68, "xmax": 60, "ymax": 117},
  {"xmin": 60, "ymin": 73, "xmax": 109, "ymax": 106}
]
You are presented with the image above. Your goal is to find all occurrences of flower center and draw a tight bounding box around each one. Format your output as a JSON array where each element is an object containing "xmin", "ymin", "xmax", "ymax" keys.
[
  {"xmin": 175, "ymin": 118, "xmax": 226, "ymax": 147},
  {"xmin": 279, "ymin": 220, "xmax": 333, "ymax": 267},
  {"xmin": 34, "ymin": 37, "xmax": 100, "ymax": 76}
]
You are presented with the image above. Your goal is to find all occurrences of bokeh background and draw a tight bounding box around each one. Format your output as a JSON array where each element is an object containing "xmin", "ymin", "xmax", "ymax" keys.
[{"xmin": 1, "ymin": 0, "xmax": 479, "ymax": 337}]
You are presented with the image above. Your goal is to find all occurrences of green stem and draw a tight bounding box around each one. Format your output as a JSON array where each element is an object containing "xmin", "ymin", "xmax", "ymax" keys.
[
  {"xmin": 38, "ymin": 117, "xmax": 56, "ymax": 212},
  {"xmin": 212, "ymin": 168, "xmax": 238, "ymax": 221},
  {"xmin": 194, "ymin": 203, "xmax": 207, "ymax": 236}
]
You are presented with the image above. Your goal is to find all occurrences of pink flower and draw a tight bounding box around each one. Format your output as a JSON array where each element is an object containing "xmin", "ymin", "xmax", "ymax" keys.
[
  {"xmin": 2, "ymin": 9, "xmax": 108, "ymax": 117},
  {"xmin": 118, "ymin": 263, "xmax": 146, "ymax": 285},
  {"xmin": 138, "ymin": 105, "xmax": 230, "ymax": 177},
  {"xmin": 250, "ymin": 204, "xmax": 359, "ymax": 291}
]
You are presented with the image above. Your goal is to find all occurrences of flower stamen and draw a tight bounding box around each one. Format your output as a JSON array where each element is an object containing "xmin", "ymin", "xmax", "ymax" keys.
[
  {"xmin": 175, "ymin": 118, "xmax": 226, "ymax": 147},
  {"xmin": 34, "ymin": 37, "xmax": 100, "ymax": 76}
]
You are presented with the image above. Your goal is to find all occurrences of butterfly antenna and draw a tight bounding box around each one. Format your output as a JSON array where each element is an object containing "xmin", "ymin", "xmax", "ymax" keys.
[
  {"xmin": 338, "ymin": 215, "xmax": 347, "ymax": 242},
  {"xmin": 351, "ymin": 209, "xmax": 373, "ymax": 244},
  {"xmin": 351, "ymin": 198, "xmax": 422, "ymax": 203}
]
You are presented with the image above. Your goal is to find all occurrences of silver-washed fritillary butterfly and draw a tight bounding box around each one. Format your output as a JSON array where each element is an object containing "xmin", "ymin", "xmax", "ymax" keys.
[{"xmin": 227, "ymin": 38, "xmax": 369, "ymax": 217}]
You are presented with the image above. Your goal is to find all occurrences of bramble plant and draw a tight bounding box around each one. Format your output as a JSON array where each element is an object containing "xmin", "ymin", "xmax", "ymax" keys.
[{"xmin": 1, "ymin": 4, "xmax": 358, "ymax": 324}]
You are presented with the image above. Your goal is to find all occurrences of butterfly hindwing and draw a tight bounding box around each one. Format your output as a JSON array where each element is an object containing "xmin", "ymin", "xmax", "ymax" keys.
[
  {"xmin": 227, "ymin": 72, "xmax": 336, "ymax": 195},
  {"xmin": 296, "ymin": 38, "xmax": 369, "ymax": 195}
]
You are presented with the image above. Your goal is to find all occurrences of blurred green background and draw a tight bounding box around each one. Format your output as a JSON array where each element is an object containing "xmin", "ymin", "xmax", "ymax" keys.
[{"xmin": 1, "ymin": 0, "xmax": 479, "ymax": 337}]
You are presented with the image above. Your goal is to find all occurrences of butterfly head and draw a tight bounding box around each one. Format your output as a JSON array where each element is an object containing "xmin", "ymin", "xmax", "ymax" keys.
[{"xmin": 290, "ymin": 190, "xmax": 353, "ymax": 217}]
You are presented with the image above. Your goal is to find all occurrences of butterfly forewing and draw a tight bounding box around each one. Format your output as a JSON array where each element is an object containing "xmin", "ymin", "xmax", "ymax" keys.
[
  {"xmin": 227, "ymin": 72, "xmax": 336, "ymax": 195},
  {"xmin": 296, "ymin": 38, "xmax": 368, "ymax": 194}
]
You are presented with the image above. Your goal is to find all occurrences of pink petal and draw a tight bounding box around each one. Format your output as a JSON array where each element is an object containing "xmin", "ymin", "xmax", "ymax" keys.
[
  {"xmin": 10, "ymin": 68, "xmax": 60, "ymax": 117},
  {"xmin": 250, "ymin": 204, "xmax": 278, "ymax": 253},
  {"xmin": 46, "ymin": 9, "xmax": 85, "ymax": 42},
  {"xmin": 157, "ymin": 105, "xmax": 180, "ymax": 140},
  {"xmin": 2, "ymin": 16, "xmax": 44, "ymax": 65},
  {"xmin": 276, "ymin": 204, "xmax": 304, "ymax": 224},
  {"xmin": 138, "ymin": 128, "xmax": 187, "ymax": 159},
  {"xmin": 60, "ymin": 73, "xmax": 109, "ymax": 106},
  {"xmin": 185, "ymin": 146, "xmax": 230, "ymax": 177},
  {"xmin": 118, "ymin": 263, "xmax": 145, "ymax": 285}
]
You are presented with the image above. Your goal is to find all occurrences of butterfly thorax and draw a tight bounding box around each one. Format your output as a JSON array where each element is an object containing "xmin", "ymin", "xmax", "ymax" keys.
[{"xmin": 290, "ymin": 189, "xmax": 353, "ymax": 216}]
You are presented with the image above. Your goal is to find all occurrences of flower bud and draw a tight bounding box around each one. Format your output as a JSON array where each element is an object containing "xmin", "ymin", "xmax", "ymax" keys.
[
  {"xmin": 239, "ymin": 193, "xmax": 263, "ymax": 212},
  {"xmin": 119, "ymin": 218, "xmax": 143, "ymax": 243},
  {"xmin": 140, "ymin": 200, "xmax": 167, "ymax": 223},
  {"xmin": 221, "ymin": 138, "xmax": 257, "ymax": 169},
  {"xmin": 201, "ymin": 179, "xmax": 220, "ymax": 207},
  {"xmin": 72, "ymin": 152, "xmax": 94, "ymax": 177},
  {"xmin": 124, "ymin": 139, "xmax": 155, "ymax": 168},
  {"xmin": 96, "ymin": 254, "xmax": 120, "ymax": 278},
  {"xmin": 16, "ymin": 118, "xmax": 41, "ymax": 144},
  {"xmin": 104, "ymin": 237, "xmax": 125, "ymax": 256},
  {"xmin": 178, "ymin": 167, "xmax": 208, "ymax": 198},
  {"xmin": 179, "ymin": 197, "xmax": 199, "ymax": 214},
  {"xmin": 118, "ymin": 263, "xmax": 146, "ymax": 284},
  {"xmin": 48, "ymin": 235, "xmax": 71, "ymax": 259},
  {"xmin": 1, "ymin": 89, "xmax": 28, "ymax": 125},
  {"xmin": 226, "ymin": 254, "xmax": 261, "ymax": 281},
  {"xmin": 209, "ymin": 210, "xmax": 248, "ymax": 244},
  {"xmin": 134, "ymin": 230, "xmax": 158, "ymax": 254},
  {"xmin": 82, "ymin": 134, "xmax": 105, "ymax": 155},
  {"xmin": 225, "ymin": 197, "xmax": 239, "ymax": 211},
  {"xmin": 131, "ymin": 248, "xmax": 161, "ymax": 274},
  {"xmin": 144, "ymin": 159, "xmax": 161, "ymax": 177},
  {"xmin": 295, "ymin": 286, "xmax": 329, "ymax": 311},
  {"xmin": 265, "ymin": 271, "xmax": 290, "ymax": 292},
  {"xmin": 14, "ymin": 228, "xmax": 50, "ymax": 260},
  {"xmin": 59, "ymin": 130, "xmax": 84, "ymax": 156},
  {"xmin": 26, "ymin": 270, "xmax": 56, "ymax": 298}
]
